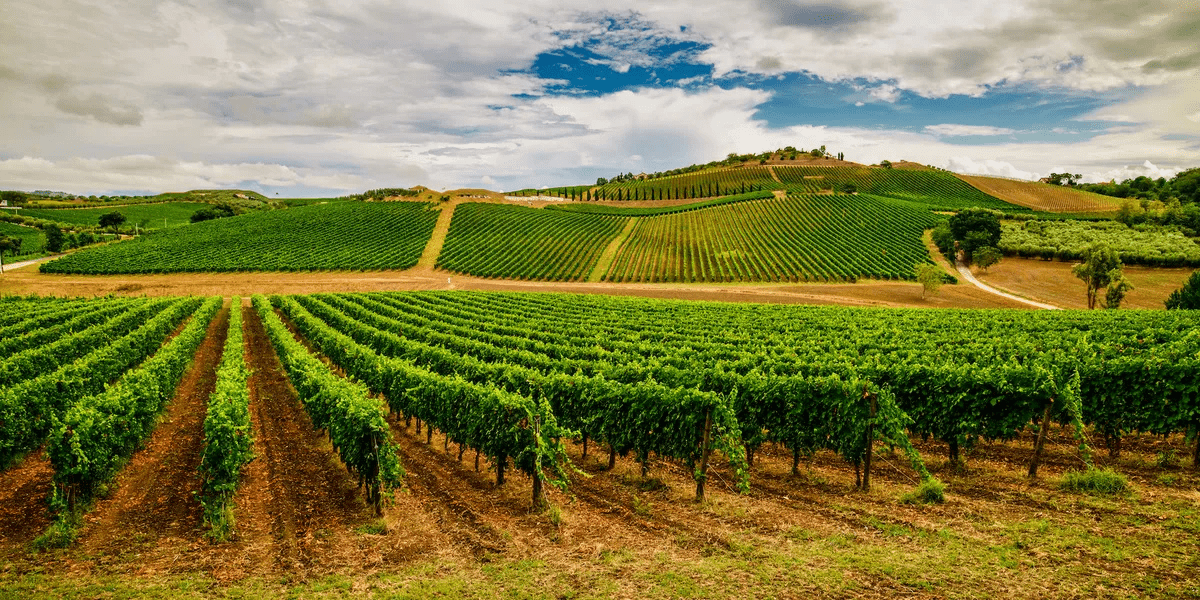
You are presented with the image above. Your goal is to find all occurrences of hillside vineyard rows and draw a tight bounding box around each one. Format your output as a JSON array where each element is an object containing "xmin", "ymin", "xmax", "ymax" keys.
[
  {"xmin": 602, "ymin": 194, "xmax": 938, "ymax": 283},
  {"xmin": 40, "ymin": 201, "xmax": 439, "ymax": 274},
  {"xmin": 436, "ymin": 202, "xmax": 627, "ymax": 281},
  {"xmin": 2, "ymin": 291, "xmax": 1198, "ymax": 538}
]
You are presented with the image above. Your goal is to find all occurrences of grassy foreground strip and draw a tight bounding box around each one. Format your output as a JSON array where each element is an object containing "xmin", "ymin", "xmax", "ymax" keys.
[
  {"xmin": 0, "ymin": 297, "xmax": 198, "ymax": 468},
  {"xmin": 198, "ymin": 298, "xmax": 253, "ymax": 541},
  {"xmin": 251, "ymin": 295, "xmax": 402, "ymax": 514}
]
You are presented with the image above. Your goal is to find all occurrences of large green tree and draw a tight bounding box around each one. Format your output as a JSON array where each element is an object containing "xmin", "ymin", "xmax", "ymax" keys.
[
  {"xmin": 1072, "ymin": 244, "xmax": 1123, "ymax": 309},
  {"xmin": 1165, "ymin": 270, "xmax": 1200, "ymax": 310},
  {"xmin": 42, "ymin": 224, "xmax": 66, "ymax": 253},
  {"xmin": 948, "ymin": 209, "xmax": 1002, "ymax": 262},
  {"xmin": 98, "ymin": 211, "xmax": 126, "ymax": 232}
]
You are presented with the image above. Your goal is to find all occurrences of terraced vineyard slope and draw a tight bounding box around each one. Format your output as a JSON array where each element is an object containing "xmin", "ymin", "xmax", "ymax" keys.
[
  {"xmin": 40, "ymin": 201, "xmax": 439, "ymax": 274},
  {"xmin": 603, "ymin": 194, "xmax": 939, "ymax": 282},
  {"xmin": 958, "ymin": 174, "xmax": 1123, "ymax": 213},
  {"xmin": 436, "ymin": 202, "xmax": 627, "ymax": 281}
]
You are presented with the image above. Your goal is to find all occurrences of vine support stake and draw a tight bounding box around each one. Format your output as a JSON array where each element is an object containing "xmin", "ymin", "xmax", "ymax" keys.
[
  {"xmin": 608, "ymin": 446, "xmax": 616, "ymax": 470},
  {"xmin": 582, "ymin": 433, "xmax": 588, "ymax": 459},
  {"xmin": 1029, "ymin": 399, "xmax": 1053, "ymax": 478},
  {"xmin": 1192, "ymin": 426, "xmax": 1199, "ymax": 472},
  {"xmin": 862, "ymin": 387, "xmax": 876, "ymax": 493},
  {"xmin": 371, "ymin": 435, "xmax": 382, "ymax": 516},
  {"xmin": 532, "ymin": 415, "xmax": 545, "ymax": 510},
  {"xmin": 695, "ymin": 409, "xmax": 713, "ymax": 502},
  {"xmin": 497, "ymin": 453, "xmax": 506, "ymax": 486}
]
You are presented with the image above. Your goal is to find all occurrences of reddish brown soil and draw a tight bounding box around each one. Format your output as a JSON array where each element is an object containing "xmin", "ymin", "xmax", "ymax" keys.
[
  {"xmin": 0, "ymin": 450, "xmax": 54, "ymax": 548},
  {"xmin": 64, "ymin": 304, "xmax": 228, "ymax": 571},
  {"xmin": 206, "ymin": 305, "xmax": 372, "ymax": 576}
]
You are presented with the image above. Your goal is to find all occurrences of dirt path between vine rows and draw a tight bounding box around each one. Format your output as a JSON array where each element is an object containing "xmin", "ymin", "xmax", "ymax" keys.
[
  {"xmin": 587, "ymin": 218, "xmax": 638, "ymax": 282},
  {"xmin": 207, "ymin": 305, "xmax": 375, "ymax": 578},
  {"xmin": 0, "ymin": 450, "xmax": 54, "ymax": 549},
  {"xmin": 415, "ymin": 201, "xmax": 458, "ymax": 270},
  {"xmin": 73, "ymin": 301, "xmax": 230, "ymax": 567}
]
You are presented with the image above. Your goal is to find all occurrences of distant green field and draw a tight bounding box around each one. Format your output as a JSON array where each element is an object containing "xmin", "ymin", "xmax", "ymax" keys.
[
  {"xmin": 16, "ymin": 202, "xmax": 209, "ymax": 230},
  {"xmin": 41, "ymin": 201, "xmax": 439, "ymax": 274},
  {"xmin": 0, "ymin": 222, "xmax": 45, "ymax": 257}
]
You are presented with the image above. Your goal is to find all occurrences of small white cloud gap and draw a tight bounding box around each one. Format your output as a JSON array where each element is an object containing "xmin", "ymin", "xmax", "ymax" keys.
[
  {"xmin": 944, "ymin": 157, "xmax": 1037, "ymax": 180},
  {"xmin": 925, "ymin": 124, "xmax": 1016, "ymax": 137}
]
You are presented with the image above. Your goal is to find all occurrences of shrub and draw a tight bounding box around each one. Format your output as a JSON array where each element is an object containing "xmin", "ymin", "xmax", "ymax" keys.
[
  {"xmin": 900, "ymin": 478, "xmax": 946, "ymax": 505},
  {"xmin": 1059, "ymin": 468, "xmax": 1129, "ymax": 496}
]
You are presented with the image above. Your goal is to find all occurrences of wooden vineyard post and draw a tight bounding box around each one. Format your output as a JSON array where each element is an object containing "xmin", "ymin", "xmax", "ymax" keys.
[
  {"xmin": 415, "ymin": 418, "xmax": 421, "ymax": 436},
  {"xmin": 791, "ymin": 447, "xmax": 801, "ymax": 476},
  {"xmin": 695, "ymin": 409, "xmax": 713, "ymax": 502},
  {"xmin": 371, "ymin": 436, "xmax": 382, "ymax": 516},
  {"xmin": 608, "ymin": 446, "xmax": 617, "ymax": 470},
  {"xmin": 497, "ymin": 453, "xmax": 506, "ymax": 486},
  {"xmin": 532, "ymin": 415, "xmax": 545, "ymax": 510},
  {"xmin": 1029, "ymin": 400, "xmax": 1054, "ymax": 478},
  {"xmin": 862, "ymin": 386, "xmax": 876, "ymax": 492},
  {"xmin": 582, "ymin": 433, "xmax": 588, "ymax": 459},
  {"xmin": 427, "ymin": 426, "xmax": 433, "ymax": 445},
  {"xmin": 1193, "ymin": 426, "xmax": 1199, "ymax": 472}
]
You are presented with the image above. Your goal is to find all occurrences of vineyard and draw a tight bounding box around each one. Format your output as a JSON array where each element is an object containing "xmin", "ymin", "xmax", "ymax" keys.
[
  {"xmin": 0, "ymin": 291, "xmax": 1198, "ymax": 596},
  {"xmin": 0, "ymin": 222, "xmax": 45, "ymax": 259},
  {"xmin": 436, "ymin": 202, "xmax": 628, "ymax": 280},
  {"xmin": 39, "ymin": 201, "xmax": 439, "ymax": 274},
  {"xmin": 603, "ymin": 194, "xmax": 939, "ymax": 282},
  {"xmin": 958, "ymin": 174, "xmax": 1124, "ymax": 213},
  {"xmin": 1000, "ymin": 220, "xmax": 1200, "ymax": 267},
  {"xmin": 7, "ymin": 290, "xmax": 1196, "ymax": 508}
]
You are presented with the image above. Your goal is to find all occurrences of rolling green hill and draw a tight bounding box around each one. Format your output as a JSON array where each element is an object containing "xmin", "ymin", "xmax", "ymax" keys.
[{"xmin": 40, "ymin": 201, "xmax": 439, "ymax": 274}]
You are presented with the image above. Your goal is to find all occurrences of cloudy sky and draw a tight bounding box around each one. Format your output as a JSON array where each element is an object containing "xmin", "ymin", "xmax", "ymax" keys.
[{"xmin": 1, "ymin": 0, "xmax": 1197, "ymax": 197}]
